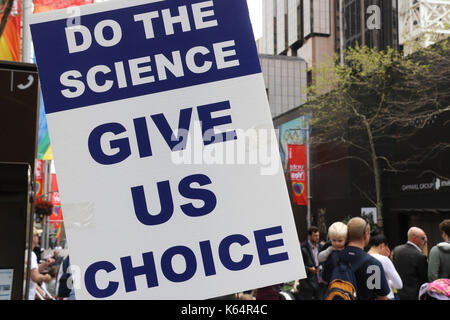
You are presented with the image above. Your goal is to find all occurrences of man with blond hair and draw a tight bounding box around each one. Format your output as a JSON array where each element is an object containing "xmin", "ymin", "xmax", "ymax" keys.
[
  {"xmin": 393, "ymin": 227, "xmax": 428, "ymax": 300},
  {"xmin": 322, "ymin": 217, "xmax": 390, "ymax": 300},
  {"xmin": 318, "ymin": 222, "xmax": 348, "ymax": 264}
]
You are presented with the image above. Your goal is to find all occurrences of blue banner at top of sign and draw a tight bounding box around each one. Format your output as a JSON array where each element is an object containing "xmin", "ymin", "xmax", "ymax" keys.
[{"xmin": 31, "ymin": 0, "xmax": 261, "ymax": 114}]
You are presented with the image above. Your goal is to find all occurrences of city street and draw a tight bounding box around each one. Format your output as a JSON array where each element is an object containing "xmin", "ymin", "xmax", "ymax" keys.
[{"xmin": 0, "ymin": 0, "xmax": 449, "ymax": 307}]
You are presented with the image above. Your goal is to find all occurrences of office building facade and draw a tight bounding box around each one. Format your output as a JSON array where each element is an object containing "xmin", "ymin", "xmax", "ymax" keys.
[
  {"xmin": 259, "ymin": 2, "xmax": 450, "ymax": 246},
  {"xmin": 261, "ymin": 0, "xmax": 399, "ymax": 66},
  {"xmin": 259, "ymin": 54, "xmax": 308, "ymax": 118}
]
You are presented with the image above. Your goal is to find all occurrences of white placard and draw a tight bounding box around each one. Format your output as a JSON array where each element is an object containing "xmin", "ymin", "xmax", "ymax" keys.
[{"xmin": 30, "ymin": 0, "xmax": 305, "ymax": 299}]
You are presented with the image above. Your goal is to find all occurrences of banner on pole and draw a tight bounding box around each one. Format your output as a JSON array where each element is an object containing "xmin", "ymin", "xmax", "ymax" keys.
[
  {"xmin": 30, "ymin": 0, "xmax": 305, "ymax": 299},
  {"xmin": 288, "ymin": 144, "xmax": 308, "ymax": 206},
  {"xmin": 35, "ymin": 160, "xmax": 44, "ymax": 200},
  {"xmin": 50, "ymin": 174, "xmax": 63, "ymax": 242}
]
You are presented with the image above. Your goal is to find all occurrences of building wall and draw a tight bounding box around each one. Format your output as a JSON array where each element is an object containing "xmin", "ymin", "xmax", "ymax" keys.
[
  {"xmin": 260, "ymin": 0, "xmax": 398, "ymax": 60},
  {"xmin": 276, "ymin": 0, "xmax": 287, "ymax": 54},
  {"xmin": 335, "ymin": 0, "xmax": 399, "ymax": 53},
  {"xmin": 312, "ymin": 0, "xmax": 332, "ymax": 35},
  {"xmin": 288, "ymin": 0, "xmax": 301, "ymax": 48},
  {"xmin": 259, "ymin": 54, "xmax": 308, "ymax": 118},
  {"xmin": 261, "ymin": 0, "xmax": 276, "ymax": 55},
  {"xmin": 298, "ymin": 1, "xmax": 336, "ymax": 70}
]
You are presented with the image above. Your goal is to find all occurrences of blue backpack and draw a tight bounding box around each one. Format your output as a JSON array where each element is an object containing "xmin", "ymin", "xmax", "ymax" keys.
[{"xmin": 324, "ymin": 251, "xmax": 371, "ymax": 300}]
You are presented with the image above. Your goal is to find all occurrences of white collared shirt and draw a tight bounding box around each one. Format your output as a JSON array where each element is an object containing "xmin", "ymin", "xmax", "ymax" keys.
[{"xmin": 407, "ymin": 241, "xmax": 422, "ymax": 253}]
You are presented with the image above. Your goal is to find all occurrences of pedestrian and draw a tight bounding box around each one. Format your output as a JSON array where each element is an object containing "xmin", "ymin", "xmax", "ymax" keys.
[
  {"xmin": 46, "ymin": 265, "xmax": 60, "ymax": 297},
  {"xmin": 254, "ymin": 285, "xmax": 282, "ymax": 300},
  {"xmin": 322, "ymin": 217, "xmax": 390, "ymax": 300},
  {"xmin": 28, "ymin": 228, "xmax": 54, "ymax": 300},
  {"xmin": 297, "ymin": 226, "xmax": 325, "ymax": 300},
  {"xmin": 318, "ymin": 222, "xmax": 348, "ymax": 264},
  {"xmin": 51, "ymin": 246, "xmax": 64, "ymax": 267},
  {"xmin": 56, "ymin": 255, "xmax": 73, "ymax": 299},
  {"xmin": 368, "ymin": 233, "xmax": 403, "ymax": 300},
  {"xmin": 428, "ymin": 219, "xmax": 450, "ymax": 281},
  {"xmin": 393, "ymin": 227, "xmax": 428, "ymax": 300},
  {"xmin": 32, "ymin": 233, "xmax": 44, "ymax": 263}
]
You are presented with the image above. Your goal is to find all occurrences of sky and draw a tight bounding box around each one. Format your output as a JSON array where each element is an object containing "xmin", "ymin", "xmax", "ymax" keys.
[{"xmin": 247, "ymin": 0, "xmax": 263, "ymax": 40}]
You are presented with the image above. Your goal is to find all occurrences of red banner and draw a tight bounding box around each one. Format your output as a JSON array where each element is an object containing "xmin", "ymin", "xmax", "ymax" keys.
[
  {"xmin": 50, "ymin": 174, "xmax": 63, "ymax": 242},
  {"xmin": 35, "ymin": 160, "xmax": 44, "ymax": 200},
  {"xmin": 288, "ymin": 144, "xmax": 307, "ymax": 206}
]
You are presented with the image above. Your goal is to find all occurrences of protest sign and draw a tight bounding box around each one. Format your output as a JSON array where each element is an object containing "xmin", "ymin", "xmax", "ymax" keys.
[{"xmin": 30, "ymin": 0, "xmax": 305, "ymax": 299}]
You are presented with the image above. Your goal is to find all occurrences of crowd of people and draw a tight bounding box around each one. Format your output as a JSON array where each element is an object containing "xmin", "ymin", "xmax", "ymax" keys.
[
  {"xmin": 27, "ymin": 228, "xmax": 74, "ymax": 300},
  {"xmin": 26, "ymin": 218, "xmax": 449, "ymax": 301},
  {"xmin": 247, "ymin": 218, "xmax": 450, "ymax": 301}
]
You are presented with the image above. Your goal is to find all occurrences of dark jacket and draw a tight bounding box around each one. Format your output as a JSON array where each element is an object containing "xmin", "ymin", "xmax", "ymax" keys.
[
  {"xmin": 299, "ymin": 240, "xmax": 323, "ymax": 292},
  {"xmin": 393, "ymin": 242, "xmax": 428, "ymax": 300}
]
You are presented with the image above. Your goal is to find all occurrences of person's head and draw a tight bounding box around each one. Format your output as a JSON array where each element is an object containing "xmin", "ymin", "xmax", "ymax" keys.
[
  {"xmin": 328, "ymin": 222, "xmax": 347, "ymax": 250},
  {"xmin": 32, "ymin": 228, "xmax": 42, "ymax": 249},
  {"xmin": 407, "ymin": 227, "xmax": 427, "ymax": 249},
  {"xmin": 347, "ymin": 217, "xmax": 371, "ymax": 247},
  {"xmin": 307, "ymin": 226, "xmax": 320, "ymax": 245},
  {"xmin": 369, "ymin": 233, "xmax": 390, "ymax": 257},
  {"xmin": 49, "ymin": 265, "xmax": 59, "ymax": 279},
  {"xmin": 439, "ymin": 219, "xmax": 450, "ymax": 242},
  {"xmin": 53, "ymin": 246, "xmax": 62, "ymax": 257}
]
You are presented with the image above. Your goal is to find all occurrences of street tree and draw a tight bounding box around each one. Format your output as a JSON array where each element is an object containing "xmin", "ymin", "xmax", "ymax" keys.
[{"xmin": 307, "ymin": 39, "xmax": 450, "ymax": 227}]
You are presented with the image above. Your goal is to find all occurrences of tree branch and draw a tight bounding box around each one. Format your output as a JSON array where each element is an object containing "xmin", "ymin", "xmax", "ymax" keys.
[
  {"xmin": 312, "ymin": 156, "xmax": 373, "ymax": 172},
  {"xmin": 416, "ymin": 170, "xmax": 450, "ymax": 181},
  {"xmin": 352, "ymin": 182, "xmax": 377, "ymax": 207}
]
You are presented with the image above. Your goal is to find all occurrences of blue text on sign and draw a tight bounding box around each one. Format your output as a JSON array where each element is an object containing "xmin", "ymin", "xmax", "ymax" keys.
[{"xmin": 84, "ymin": 226, "xmax": 290, "ymax": 298}]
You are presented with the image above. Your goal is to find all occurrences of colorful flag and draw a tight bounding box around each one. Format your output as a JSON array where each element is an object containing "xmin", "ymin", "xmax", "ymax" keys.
[
  {"xmin": 288, "ymin": 144, "xmax": 308, "ymax": 206},
  {"xmin": 34, "ymin": 0, "xmax": 94, "ymax": 160},
  {"xmin": 37, "ymin": 92, "xmax": 53, "ymax": 160},
  {"xmin": 0, "ymin": 0, "xmax": 21, "ymax": 61}
]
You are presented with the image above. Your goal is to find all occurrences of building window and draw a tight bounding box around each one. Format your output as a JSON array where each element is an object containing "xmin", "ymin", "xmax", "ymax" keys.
[
  {"xmin": 304, "ymin": 0, "xmax": 331, "ymax": 38},
  {"xmin": 274, "ymin": 16, "xmax": 277, "ymax": 55},
  {"xmin": 297, "ymin": 1, "xmax": 303, "ymax": 41},
  {"xmin": 336, "ymin": 0, "xmax": 362, "ymax": 53}
]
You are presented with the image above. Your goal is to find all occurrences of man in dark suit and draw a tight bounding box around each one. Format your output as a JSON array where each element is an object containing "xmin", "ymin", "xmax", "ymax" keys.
[
  {"xmin": 297, "ymin": 226, "xmax": 324, "ymax": 300},
  {"xmin": 393, "ymin": 227, "xmax": 428, "ymax": 300}
]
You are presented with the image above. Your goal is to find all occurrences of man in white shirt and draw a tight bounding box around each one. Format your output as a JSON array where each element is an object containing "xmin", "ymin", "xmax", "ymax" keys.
[
  {"xmin": 368, "ymin": 234, "xmax": 403, "ymax": 300},
  {"xmin": 28, "ymin": 228, "xmax": 54, "ymax": 300}
]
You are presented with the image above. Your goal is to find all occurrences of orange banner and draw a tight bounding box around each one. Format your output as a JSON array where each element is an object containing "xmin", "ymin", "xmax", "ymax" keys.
[{"xmin": 0, "ymin": 0, "xmax": 21, "ymax": 61}]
